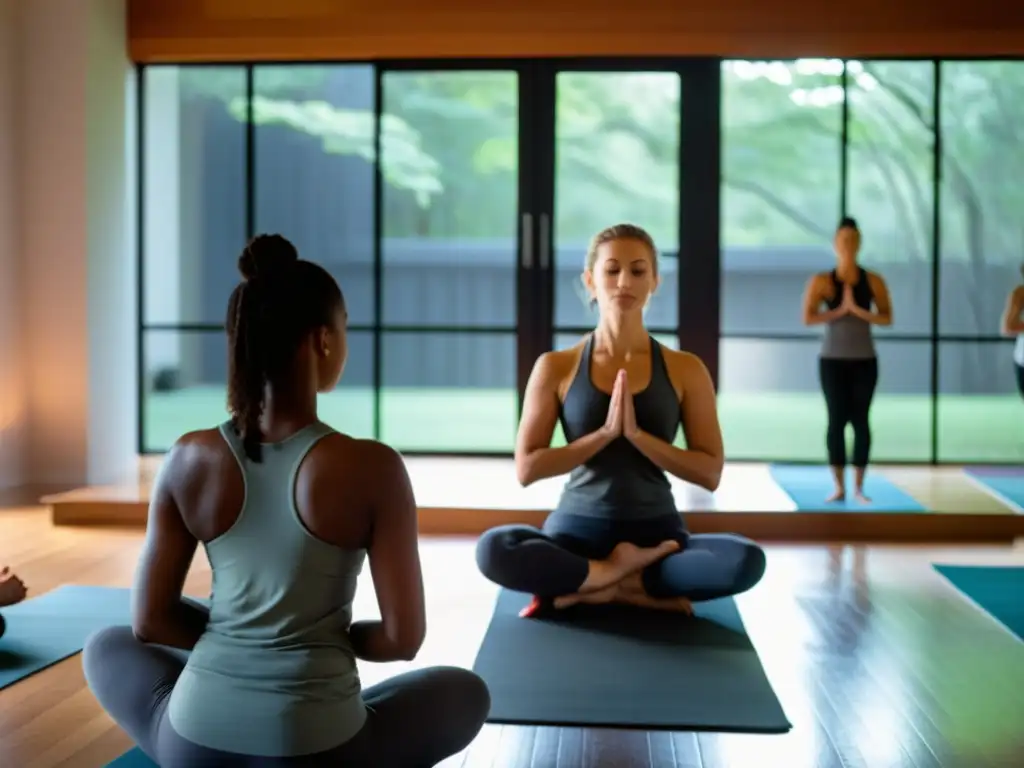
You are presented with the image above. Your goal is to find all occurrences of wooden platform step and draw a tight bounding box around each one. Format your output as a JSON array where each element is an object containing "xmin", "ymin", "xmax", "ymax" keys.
[{"xmin": 42, "ymin": 459, "xmax": 1024, "ymax": 544}]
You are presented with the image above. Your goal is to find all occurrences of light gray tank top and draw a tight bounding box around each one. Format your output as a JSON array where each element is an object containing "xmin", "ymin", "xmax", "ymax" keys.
[
  {"xmin": 820, "ymin": 268, "xmax": 877, "ymax": 360},
  {"xmin": 167, "ymin": 421, "xmax": 367, "ymax": 758}
]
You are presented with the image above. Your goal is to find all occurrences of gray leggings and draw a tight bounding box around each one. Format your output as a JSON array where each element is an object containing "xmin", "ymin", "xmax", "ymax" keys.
[{"xmin": 82, "ymin": 625, "xmax": 490, "ymax": 767}]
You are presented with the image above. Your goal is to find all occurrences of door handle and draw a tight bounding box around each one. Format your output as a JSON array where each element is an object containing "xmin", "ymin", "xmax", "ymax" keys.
[{"xmin": 521, "ymin": 213, "xmax": 534, "ymax": 269}]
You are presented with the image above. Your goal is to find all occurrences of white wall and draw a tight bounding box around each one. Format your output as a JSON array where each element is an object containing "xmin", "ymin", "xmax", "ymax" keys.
[{"xmin": 0, "ymin": 0, "xmax": 136, "ymax": 489}]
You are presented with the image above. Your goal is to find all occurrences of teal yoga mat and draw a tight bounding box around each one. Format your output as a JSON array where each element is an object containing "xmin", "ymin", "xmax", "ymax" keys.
[
  {"xmin": 964, "ymin": 467, "xmax": 1024, "ymax": 513},
  {"xmin": 472, "ymin": 589, "xmax": 791, "ymax": 732},
  {"xmin": 105, "ymin": 749, "xmax": 154, "ymax": 768},
  {"xmin": 0, "ymin": 585, "xmax": 131, "ymax": 691},
  {"xmin": 769, "ymin": 464, "xmax": 927, "ymax": 512},
  {"xmin": 933, "ymin": 564, "xmax": 1024, "ymax": 642}
]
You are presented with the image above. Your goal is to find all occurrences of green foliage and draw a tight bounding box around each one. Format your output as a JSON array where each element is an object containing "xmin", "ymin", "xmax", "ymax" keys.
[
  {"xmin": 173, "ymin": 61, "xmax": 1024, "ymax": 265},
  {"xmin": 225, "ymin": 96, "xmax": 442, "ymax": 208}
]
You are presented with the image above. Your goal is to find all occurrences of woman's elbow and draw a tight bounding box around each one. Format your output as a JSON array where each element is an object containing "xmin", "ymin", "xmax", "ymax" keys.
[
  {"xmin": 514, "ymin": 453, "xmax": 535, "ymax": 487},
  {"xmin": 394, "ymin": 626, "xmax": 426, "ymax": 661},
  {"xmin": 701, "ymin": 457, "xmax": 725, "ymax": 492},
  {"xmin": 131, "ymin": 616, "xmax": 161, "ymax": 645}
]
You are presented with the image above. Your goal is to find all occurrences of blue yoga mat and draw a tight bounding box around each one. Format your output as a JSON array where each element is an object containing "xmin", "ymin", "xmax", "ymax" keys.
[
  {"xmin": 768, "ymin": 464, "xmax": 927, "ymax": 512},
  {"xmin": 964, "ymin": 468, "xmax": 1024, "ymax": 513},
  {"xmin": 105, "ymin": 749, "xmax": 155, "ymax": 768},
  {"xmin": 0, "ymin": 585, "xmax": 131, "ymax": 691},
  {"xmin": 933, "ymin": 565, "xmax": 1024, "ymax": 642}
]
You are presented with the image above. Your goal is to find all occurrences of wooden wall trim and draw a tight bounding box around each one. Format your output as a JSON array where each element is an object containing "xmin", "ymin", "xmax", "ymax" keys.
[{"xmin": 128, "ymin": 1, "xmax": 1024, "ymax": 63}]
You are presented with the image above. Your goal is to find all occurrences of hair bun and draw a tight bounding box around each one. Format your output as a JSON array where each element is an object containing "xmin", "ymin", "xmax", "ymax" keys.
[{"xmin": 239, "ymin": 234, "xmax": 299, "ymax": 281}]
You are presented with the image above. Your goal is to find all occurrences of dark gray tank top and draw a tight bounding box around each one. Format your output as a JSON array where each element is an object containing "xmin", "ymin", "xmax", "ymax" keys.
[
  {"xmin": 554, "ymin": 334, "xmax": 680, "ymax": 520},
  {"xmin": 821, "ymin": 267, "xmax": 876, "ymax": 360}
]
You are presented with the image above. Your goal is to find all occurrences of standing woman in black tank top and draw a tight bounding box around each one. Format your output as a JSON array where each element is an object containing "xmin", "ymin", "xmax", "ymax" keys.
[{"xmin": 801, "ymin": 217, "xmax": 893, "ymax": 503}]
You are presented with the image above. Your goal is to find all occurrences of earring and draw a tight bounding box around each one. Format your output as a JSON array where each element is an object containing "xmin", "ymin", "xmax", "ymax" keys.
[{"xmin": 324, "ymin": 349, "xmax": 330, "ymax": 357}]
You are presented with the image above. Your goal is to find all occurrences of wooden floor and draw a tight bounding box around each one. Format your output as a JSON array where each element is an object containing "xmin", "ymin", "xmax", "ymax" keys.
[
  {"xmin": 43, "ymin": 458, "xmax": 1024, "ymax": 543},
  {"xmin": 1, "ymin": 503, "xmax": 1023, "ymax": 767}
]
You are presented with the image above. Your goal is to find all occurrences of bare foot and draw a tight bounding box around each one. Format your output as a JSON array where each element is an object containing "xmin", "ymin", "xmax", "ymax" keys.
[
  {"xmin": 854, "ymin": 489, "xmax": 871, "ymax": 504},
  {"xmin": 826, "ymin": 488, "xmax": 846, "ymax": 503},
  {"xmin": 552, "ymin": 583, "xmax": 620, "ymax": 610},
  {"xmin": 617, "ymin": 571, "xmax": 694, "ymax": 615},
  {"xmin": 597, "ymin": 540, "xmax": 679, "ymax": 587},
  {"xmin": 0, "ymin": 567, "xmax": 27, "ymax": 607}
]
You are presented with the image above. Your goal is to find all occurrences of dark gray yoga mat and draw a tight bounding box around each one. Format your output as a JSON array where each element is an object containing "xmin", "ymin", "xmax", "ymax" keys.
[{"xmin": 472, "ymin": 589, "xmax": 791, "ymax": 733}]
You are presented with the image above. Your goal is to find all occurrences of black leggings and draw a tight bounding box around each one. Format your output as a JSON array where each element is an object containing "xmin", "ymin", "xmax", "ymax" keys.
[
  {"xmin": 476, "ymin": 512, "xmax": 766, "ymax": 601},
  {"xmin": 1016, "ymin": 363, "xmax": 1024, "ymax": 399},
  {"xmin": 819, "ymin": 357, "xmax": 879, "ymax": 468},
  {"xmin": 82, "ymin": 624, "xmax": 490, "ymax": 767}
]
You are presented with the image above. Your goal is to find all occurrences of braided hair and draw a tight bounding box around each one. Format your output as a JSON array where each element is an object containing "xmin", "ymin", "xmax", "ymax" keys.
[{"xmin": 225, "ymin": 234, "xmax": 345, "ymax": 462}]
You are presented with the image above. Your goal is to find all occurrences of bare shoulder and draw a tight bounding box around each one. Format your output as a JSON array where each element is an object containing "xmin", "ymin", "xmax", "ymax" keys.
[
  {"xmin": 866, "ymin": 269, "xmax": 887, "ymax": 289},
  {"xmin": 806, "ymin": 271, "xmax": 831, "ymax": 294},
  {"xmin": 534, "ymin": 345, "xmax": 581, "ymax": 378},
  {"xmin": 159, "ymin": 428, "xmax": 233, "ymax": 483},
  {"xmin": 530, "ymin": 344, "xmax": 583, "ymax": 394},
  {"xmin": 304, "ymin": 432, "xmax": 405, "ymax": 479},
  {"xmin": 661, "ymin": 347, "xmax": 714, "ymax": 391},
  {"xmin": 1012, "ymin": 284, "xmax": 1024, "ymax": 303}
]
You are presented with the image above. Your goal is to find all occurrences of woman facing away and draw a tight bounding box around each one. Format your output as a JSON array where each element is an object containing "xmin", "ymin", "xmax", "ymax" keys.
[
  {"xmin": 801, "ymin": 216, "xmax": 893, "ymax": 503},
  {"xmin": 475, "ymin": 224, "xmax": 767, "ymax": 618},
  {"xmin": 82, "ymin": 235, "xmax": 489, "ymax": 767},
  {"xmin": 1000, "ymin": 265, "xmax": 1024, "ymax": 399}
]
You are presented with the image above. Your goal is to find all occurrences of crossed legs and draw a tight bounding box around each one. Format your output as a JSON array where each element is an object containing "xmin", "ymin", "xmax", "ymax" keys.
[
  {"xmin": 83, "ymin": 623, "xmax": 489, "ymax": 767},
  {"xmin": 476, "ymin": 513, "xmax": 766, "ymax": 617}
]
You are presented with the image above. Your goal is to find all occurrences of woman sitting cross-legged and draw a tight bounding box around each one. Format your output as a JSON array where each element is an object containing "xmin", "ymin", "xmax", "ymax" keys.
[{"xmin": 475, "ymin": 224, "xmax": 767, "ymax": 618}]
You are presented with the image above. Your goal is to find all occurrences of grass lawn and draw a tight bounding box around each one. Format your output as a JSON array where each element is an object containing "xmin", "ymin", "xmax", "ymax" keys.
[{"xmin": 143, "ymin": 387, "xmax": 1024, "ymax": 464}]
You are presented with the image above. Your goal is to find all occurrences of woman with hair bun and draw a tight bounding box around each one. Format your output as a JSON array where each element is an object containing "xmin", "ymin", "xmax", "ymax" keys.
[{"xmin": 82, "ymin": 235, "xmax": 490, "ymax": 767}]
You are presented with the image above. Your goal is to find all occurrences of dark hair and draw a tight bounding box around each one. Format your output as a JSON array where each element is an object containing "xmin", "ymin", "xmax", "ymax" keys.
[
  {"xmin": 226, "ymin": 234, "xmax": 345, "ymax": 462},
  {"xmin": 837, "ymin": 216, "xmax": 860, "ymax": 232}
]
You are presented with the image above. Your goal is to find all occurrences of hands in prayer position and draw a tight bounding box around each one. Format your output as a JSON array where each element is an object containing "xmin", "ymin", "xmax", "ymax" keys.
[{"xmin": 601, "ymin": 369, "xmax": 639, "ymax": 442}]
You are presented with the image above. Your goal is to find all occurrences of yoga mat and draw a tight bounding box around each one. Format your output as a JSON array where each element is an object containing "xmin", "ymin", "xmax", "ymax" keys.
[
  {"xmin": 471, "ymin": 589, "xmax": 791, "ymax": 733},
  {"xmin": 933, "ymin": 564, "xmax": 1024, "ymax": 642},
  {"xmin": 769, "ymin": 464, "xmax": 927, "ymax": 512},
  {"xmin": 0, "ymin": 585, "xmax": 131, "ymax": 691},
  {"xmin": 964, "ymin": 467, "xmax": 1024, "ymax": 513},
  {"xmin": 105, "ymin": 749, "xmax": 155, "ymax": 768}
]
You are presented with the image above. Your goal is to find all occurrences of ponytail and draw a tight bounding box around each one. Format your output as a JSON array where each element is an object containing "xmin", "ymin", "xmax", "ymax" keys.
[
  {"xmin": 225, "ymin": 234, "xmax": 345, "ymax": 463},
  {"xmin": 228, "ymin": 280, "xmax": 267, "ymax": 462}
]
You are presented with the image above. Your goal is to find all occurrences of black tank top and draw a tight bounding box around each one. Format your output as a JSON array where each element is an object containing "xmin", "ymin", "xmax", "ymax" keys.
[
  {"xmin": 554, "ymin": 334, "xmax": 680, "ymax": 520},
  {"xmin": 821, "ymin": 267, "xmax": 876, "ymax": 360},
  {"xmin": 823, "ymin": 267, "xmax": 873, "ymax": 310}
]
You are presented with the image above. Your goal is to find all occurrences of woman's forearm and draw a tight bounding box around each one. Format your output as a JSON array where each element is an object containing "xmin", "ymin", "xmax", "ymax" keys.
[
  {"xmin": 803, "ymin": 308, "xmax": 844, "ymax": 326},
  {"xmin": 134, "ymin": 598, "xmax": 209, "ymax": 650},
  {"xmin": 517, "ymin": 429, "xmax": 615, "ymax": 486},
  {"xmin": 850, "ymin": 306, "xmax": 892, "ymax": 326},
  {"xmin": 628, "ymin": 430, "xmax": 723, "ymax": 491},
  {"xmin": 1003, "ymin": 318, "xmax": 1024, "ymax": 335},
  {"xmin": 349, "ymin": 620, "xmax": 420, "ymax": 662}
]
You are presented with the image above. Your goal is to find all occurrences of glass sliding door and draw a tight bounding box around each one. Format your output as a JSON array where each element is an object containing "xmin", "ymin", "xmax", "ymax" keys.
[
  {"xmin": 549, "ymin": 69, "xmax": 683, "ymax": 343},
  {"xmin": 524, "ymin": 61, "xmax": 715, "ymax": 449},
  {"xmin": 377, "ymin": 66, "xmax": 527, "ymax": 453},
  {"xmin": 136, "ymin": 59, "xmax": 721, "ymax": 458}
]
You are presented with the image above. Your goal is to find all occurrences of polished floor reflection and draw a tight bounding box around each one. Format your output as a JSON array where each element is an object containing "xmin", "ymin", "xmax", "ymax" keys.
[{"xmin": 1, "ymin": 507, "xmax": 1021, "ymax": 767}]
